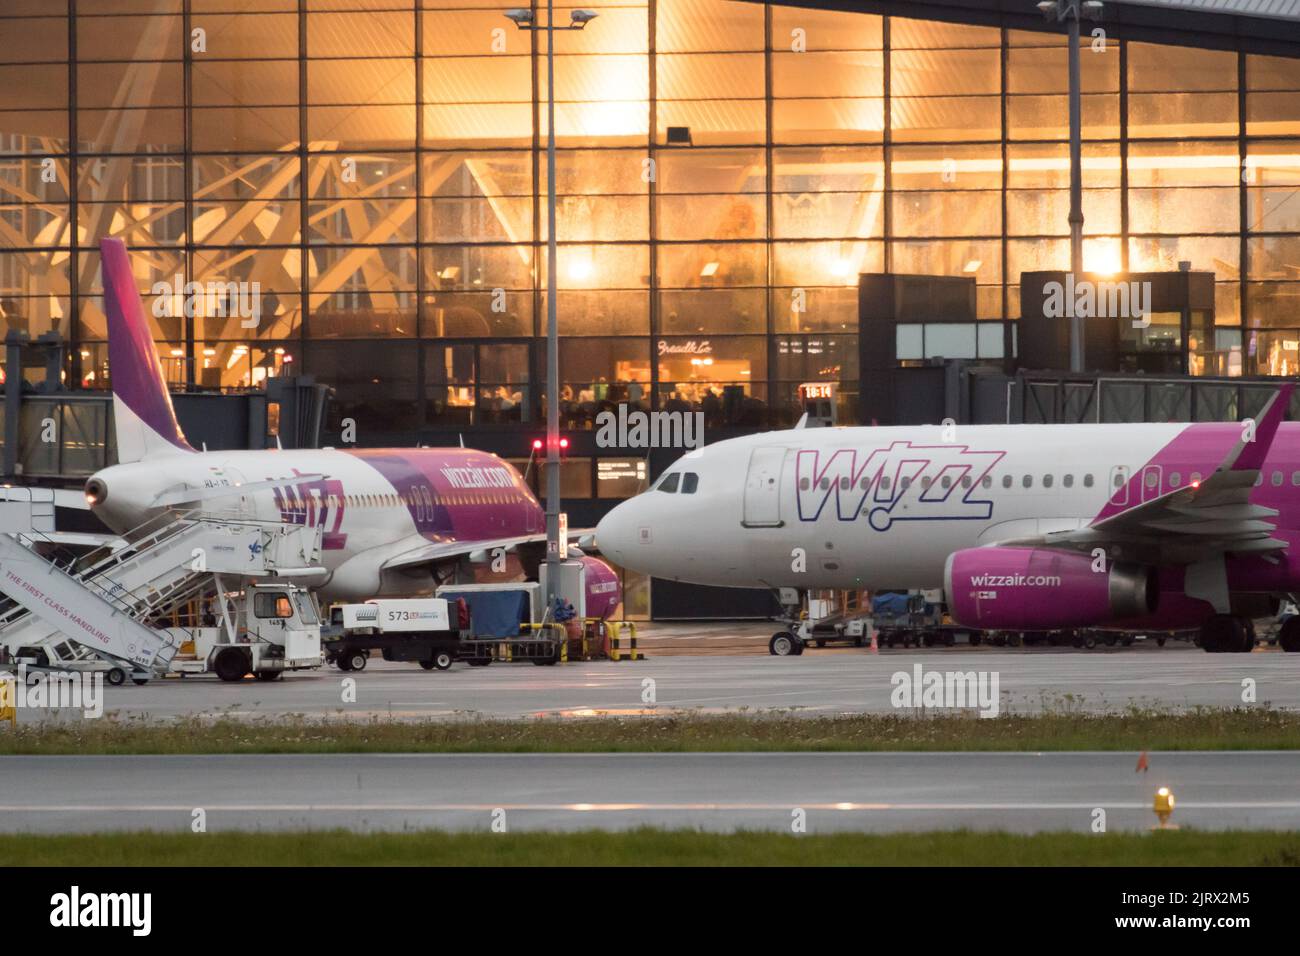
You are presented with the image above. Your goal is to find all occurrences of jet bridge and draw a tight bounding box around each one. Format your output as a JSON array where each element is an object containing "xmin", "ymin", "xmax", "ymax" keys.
[{"xmin": 0, "ymin": 496, "xmax": 324, "ymax": 683}]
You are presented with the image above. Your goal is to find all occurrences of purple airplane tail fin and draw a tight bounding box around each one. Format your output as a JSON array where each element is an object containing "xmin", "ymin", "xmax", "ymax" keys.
[{"xmin": 100, "ymin": 238, "xmax": 194, "ymax": 461}]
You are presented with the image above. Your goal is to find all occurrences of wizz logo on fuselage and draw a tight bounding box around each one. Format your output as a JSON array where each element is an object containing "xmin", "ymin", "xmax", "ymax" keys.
[
  {"xmin": 795, "ymin": 443, "xmax": 1005, "ymax": 530},
  {"xmin": 270, "ymin": 469, "xmax": 348, "ymax": 550}
]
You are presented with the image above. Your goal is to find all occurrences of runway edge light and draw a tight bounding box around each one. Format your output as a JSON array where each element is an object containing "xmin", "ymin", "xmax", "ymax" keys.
[{"xmin": 1153, "ymin": 786, "xmax": 1176, "ymax": 829}]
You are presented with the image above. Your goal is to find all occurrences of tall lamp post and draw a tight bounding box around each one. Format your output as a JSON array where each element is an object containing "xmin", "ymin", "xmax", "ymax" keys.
[
  {"xmin": 1038, "ymin": 0, "xmax": 1103, "ymax": 373},
  {"xmin": 505, "ymin": 5, "xmax": 598, "ymax": 609}
]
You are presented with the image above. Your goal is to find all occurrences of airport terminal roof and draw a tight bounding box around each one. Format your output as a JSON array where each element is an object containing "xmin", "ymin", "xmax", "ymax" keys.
[
  {"xmin": 756, "ymin": 0, "xmax": 1300, "ymax": 55},
  {"xmin": 1115, "ymin": 0, "xmax": 1300, "ymax": 22}
]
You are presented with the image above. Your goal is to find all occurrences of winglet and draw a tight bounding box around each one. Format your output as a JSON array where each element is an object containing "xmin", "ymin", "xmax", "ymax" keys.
[
  {"xmin": 1232, "ymin": 384, "xmax": 1293, "ymax": 472},
  {"xmin": 100, "ymin": 238, "xmax": 194, "ymax": 461}
]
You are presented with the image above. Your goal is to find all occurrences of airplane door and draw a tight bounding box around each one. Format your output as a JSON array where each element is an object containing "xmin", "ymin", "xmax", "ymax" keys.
[
  {"xmin": 742, "ymin": 446, "xmax": 788, "ymax": 528},
  {"xmin": 223, "ymin": 466, "xmax": 258, "ymax": 521}
]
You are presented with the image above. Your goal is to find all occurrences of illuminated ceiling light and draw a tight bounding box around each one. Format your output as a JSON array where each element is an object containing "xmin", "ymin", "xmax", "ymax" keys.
[
  {"xmin": 829, "ymin": 258, "xmax": 853, "ymax": 277},
  {"xmin": 1086, "ymin": 239, "xmax": 1123, "ymax": 277},
  {"xmin": 567, "ymin": 257, "xmax": 593, "ymax": 282},
  {"xmin": 962, "ymin": 259, "xmax": 982, "ymax": 273},
  {"xmin": 700, "ymin": 261, "xmax": 719, "ymax": 278}
]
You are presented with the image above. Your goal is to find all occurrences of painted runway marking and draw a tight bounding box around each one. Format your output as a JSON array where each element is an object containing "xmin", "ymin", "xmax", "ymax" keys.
[{"xmin": 4, "ymin": 801, "xmax": 1299, "ymax": 813}]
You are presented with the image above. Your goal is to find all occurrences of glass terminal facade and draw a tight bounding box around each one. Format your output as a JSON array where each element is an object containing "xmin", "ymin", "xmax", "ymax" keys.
[{"xmin": 3, "ymin": 0, "xmax": 1300, "ymax": 437}]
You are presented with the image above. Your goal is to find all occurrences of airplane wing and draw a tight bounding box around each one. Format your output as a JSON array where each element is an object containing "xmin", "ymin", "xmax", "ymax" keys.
[
  {"xmin": 989, "ymin": 385, "xmax": 1293, "ymax": 611},
  {"xmin": 381, "ymin": 530, "xmax": 597, "ymax": 572}
]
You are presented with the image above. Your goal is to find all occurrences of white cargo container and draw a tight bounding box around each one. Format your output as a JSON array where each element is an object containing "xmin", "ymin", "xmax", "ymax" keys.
[{"xmin": 338, "ymin": 598, "xmax": 451, "ymax": 633}]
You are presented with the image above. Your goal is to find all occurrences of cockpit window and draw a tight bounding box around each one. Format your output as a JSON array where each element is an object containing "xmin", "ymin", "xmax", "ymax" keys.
[
  {"xmin": 657, "ymin": 472, "xmax": 680, "ymax": 493},
  {"xmin": 681, "ymin": 472, "xmax": 699, "ymax": 494}
]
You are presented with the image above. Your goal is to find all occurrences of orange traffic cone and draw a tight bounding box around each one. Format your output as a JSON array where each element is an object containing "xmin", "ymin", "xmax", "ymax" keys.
[
  {"xmin": 1135, "ymin": 751, "xmax": 1149, "ymax": 773},
  {"xmin": 869, "ymin": 630, "xmax": 879, "ymax": 654}
]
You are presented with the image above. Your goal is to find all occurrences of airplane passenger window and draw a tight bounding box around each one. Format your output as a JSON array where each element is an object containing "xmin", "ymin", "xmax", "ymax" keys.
[
  {"xmin": 658, "ymin": 472, "xmax": 680, "ymax": 493},
  {"xmin": 1292, "ymin": 471, "xmax": 1300, "ymax": 486},
  {"xmin": 961, "ymin": 476, "xmax": 971, "ymax": 489},
  {"xmin": 1002, "ymin": 475, "xmax": 1012, "ymax": 489},
  {"xmin": 921, "ymin": 476, "xmax": 932, "ymax": 488},
  {"xmin": 682, "ymin": 473, "xmax": 699, "ymax": 494},
  {"xmin": 1084, "ymin": 474, "xmax": 1094, "ymax": 487},
  {"xmin": 1273, "ymin": 471, "xmax": 1284, "ymax": 487},
  {"xmin": 1022, "ymin": 475, "xmax": 1033, "ymax": 488},
  {"xmin": 799, "ymin": 477, "xmax": 810, "ymax": 490},
  {"xmin": 1114, "ymin": 473, "xmax": 1124, "ymax": 488},
  {"xmin": 941, "ymin": 476, "xmax": 951, "ymax": 489},
  {"xmin": 819, "ymin": 478, "xmax": 831, "ymax": 490},
  {"xmin": 1170, "ymin": 472, "xmax": 1181, "ymax": 487},
  {"xmin": 1063, "ymin": 474, "xmax": 1073, "ymax": 488},
  {"xmin": 860, "ymin": 477, "xmax": 870, "ymax": 490},
  {"xmin": 982, "ymin": 476, "xmax": 992, "ymax": 489},
  {"xmin": 880, "ymin": 476, "xmax": 891, "ymax": 490},
  {"xmin": 1043, "ymin": 474, "xmax": 1053, "ymax": 488},
  {"xmin": 901, "ymin": 477, "xmax": 911, "ymax": 489}
]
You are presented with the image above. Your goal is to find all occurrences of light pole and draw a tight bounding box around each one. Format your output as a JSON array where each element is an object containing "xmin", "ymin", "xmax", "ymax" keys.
[
  {"xmin": 505, "ymin": 5, "xmax": 598, "ymax": 611},
  {"xmin": 1038, "ymin": 0, "xmax": 1103, "ymax": 373}
]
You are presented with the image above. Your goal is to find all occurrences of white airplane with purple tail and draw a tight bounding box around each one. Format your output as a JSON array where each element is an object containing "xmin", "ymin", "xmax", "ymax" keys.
[
  {"xmin": 596, "ymin": 384, "xmax": 1300, "ymax": 652},
  {"xmin": 82, "ymin": 238, "xmax": 620, "ymax": 613}
]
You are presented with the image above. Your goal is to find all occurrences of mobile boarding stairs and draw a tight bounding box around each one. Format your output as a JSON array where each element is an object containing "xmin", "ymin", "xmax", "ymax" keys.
[{"xmin": 0, "ymin": 489, "xmax": 324, "ymax": 684}]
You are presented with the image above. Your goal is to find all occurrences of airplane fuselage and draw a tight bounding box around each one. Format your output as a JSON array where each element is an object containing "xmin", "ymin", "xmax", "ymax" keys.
[
  {"xmin": 88, "ymin": 446, "xmax": 544, "ymax": 602},
  {"xmin": 596, "ymin": 421, "xmax": 1300, "ymax": 626}
]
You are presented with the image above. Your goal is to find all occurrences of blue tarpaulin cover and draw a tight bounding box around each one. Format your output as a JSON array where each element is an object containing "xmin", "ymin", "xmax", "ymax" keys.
[
  {"xmin": 440, "ymin": 588, "xmax": 530, "ymax": 638},
  {"xmin": 871, "ymin": 592, "xmax": 910, "ymax": 616}
]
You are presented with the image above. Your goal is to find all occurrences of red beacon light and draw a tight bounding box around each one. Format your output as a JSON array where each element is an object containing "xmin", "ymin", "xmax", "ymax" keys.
[
  {"xmin": 532, "ymin": 439, "xmax": 543, "ymax": 451},
  {"xmin": 559, "ymin": 437, "xmax": 570, "ymax": 450}
]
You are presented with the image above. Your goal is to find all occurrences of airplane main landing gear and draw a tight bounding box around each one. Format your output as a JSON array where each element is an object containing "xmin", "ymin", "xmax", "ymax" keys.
[
  {"xmin": 1198, "ymin": 615, "xmax": 1256, "ymax": 653},
  {"xmin": 1279, "ymin": 616, "xmax": 1300, "ymax": 653}
]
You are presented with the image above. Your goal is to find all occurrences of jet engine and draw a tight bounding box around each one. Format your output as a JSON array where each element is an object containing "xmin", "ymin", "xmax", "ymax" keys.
[
  {"xmin": 944, "ymin": 547, "xmax": 1157, "ymax": 629},
  {"xmin": 579, "ymin": 555, "xmax": 622, "ymax": 620}
]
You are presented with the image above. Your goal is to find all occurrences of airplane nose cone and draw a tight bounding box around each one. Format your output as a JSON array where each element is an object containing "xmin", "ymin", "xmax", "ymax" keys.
[{"xmin": 595, "ymin": 503, "xmax": 634, "ymax": 564}]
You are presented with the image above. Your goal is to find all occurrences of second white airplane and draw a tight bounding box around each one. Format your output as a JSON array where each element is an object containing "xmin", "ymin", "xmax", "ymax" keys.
[{"xmin": 596, "ymin": 390, "xmax": 1300, "ymax": 653}]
